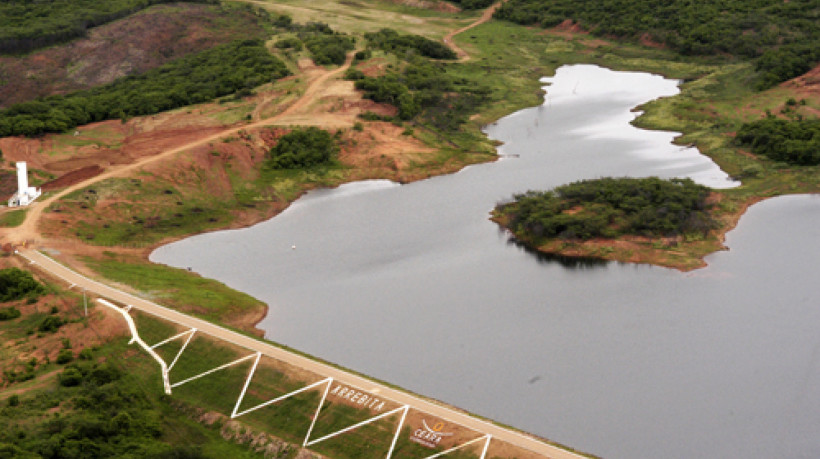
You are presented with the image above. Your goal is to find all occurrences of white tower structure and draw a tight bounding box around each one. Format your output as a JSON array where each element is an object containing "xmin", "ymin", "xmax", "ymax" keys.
[{"xmin": 8, "ymin": 161, "xmax": 41, "ymax": 207}]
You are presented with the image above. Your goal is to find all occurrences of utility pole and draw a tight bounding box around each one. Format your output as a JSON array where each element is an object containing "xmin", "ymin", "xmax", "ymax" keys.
[{"xmin": 83, "ymin": 289, "xmax": 87, "ymax": 316}]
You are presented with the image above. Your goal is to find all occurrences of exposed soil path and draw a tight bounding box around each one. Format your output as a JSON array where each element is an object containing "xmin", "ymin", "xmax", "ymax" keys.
[
  {"xmin": 443, "ymin": 1, "xmax": 504, "ymax": 62},
  {"xmin": 5, "ymin": 52, "xmax": 356, "ymax": 246}
]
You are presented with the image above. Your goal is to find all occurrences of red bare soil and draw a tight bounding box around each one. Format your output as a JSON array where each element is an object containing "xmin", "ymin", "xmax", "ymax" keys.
[
  {"xmin": 0, "ymin": 3, "xmax": 266, "ymax": 108},
  {"xmin": 42, "ymin": 166, "xmax": 104, "ymax": 191},
  {"xmin": 553, "ymin": 19, "xmax": 586, "ymax": 35}
]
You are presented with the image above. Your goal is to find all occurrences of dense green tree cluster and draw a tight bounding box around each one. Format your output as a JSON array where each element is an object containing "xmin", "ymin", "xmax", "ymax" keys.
[
  {"xmin": 448, "ymin": 0, "xmax": 497, "ymax": 10},
  {"xmin": 497, "ymin": 177, "xmax": 716, "ymax": 240},
  {"xmin": 0, "ymin": 0, "xmax": 216, "ymax": 54},
  {"xmin": 755, "ymin": 43, "xmax": 820, "ymax": 90},
  {"xmin": 295, "ymin": 22, "xmax": 355, "ymax": 66},
  {"xmin": 267, "ymin": 127, "xmax": 338, "ymax": 169},
  {"xmin": 495, "ymin": 0, "xmax": 820, "ymax": 87},
  {"xmin": 736, "ymin": 118, "xmax": 820, "ymax": 166},
  {"xmin": 364, "ymin": 29, "xmax": 457, "ymax": 60},
  {"xmin": 349, "ymin": 56, "xmax": 489, "ymax": 127},
  {"xmin": 0, "ymin": 360, "xmax": 211, "ymax": 458},
  {"xmin": 0, "ymin": 268, "xmax": 45, "ymax": 302},
  {"xmin": 0, "ymin": 40, "xmax": 289, "ymax": 137}
]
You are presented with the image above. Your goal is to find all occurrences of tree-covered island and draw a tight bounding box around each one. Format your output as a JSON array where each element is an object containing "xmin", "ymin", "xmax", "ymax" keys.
[{"xmin": 493, "ymin": 177, "xmax": 731, "ymax": 270}]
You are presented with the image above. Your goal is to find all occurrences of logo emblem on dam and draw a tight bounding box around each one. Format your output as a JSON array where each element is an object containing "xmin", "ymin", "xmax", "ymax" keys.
[{"xmin": 410, "ymin": 419, "xmax": 454, "ymax": 448}]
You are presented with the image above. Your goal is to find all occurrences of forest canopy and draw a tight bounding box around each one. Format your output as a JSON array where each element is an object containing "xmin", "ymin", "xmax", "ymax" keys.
[
  {"xmin": 0, "ymin": 0, "xmax": 216, "ymax": 54},
  {"xmin": 495, "ymin": 177, "xmax": 716, "ymax": 241},
  {"xmin": 494, "ymin": 0, "xmax": 820, "ymax": 88},
  {"xmin": 0, "ymin": 40, "xmax": 289, "ymax": 137},
  {"xmin": 736, "ymin": 118, "xmax": 820, "ymax": 166}
]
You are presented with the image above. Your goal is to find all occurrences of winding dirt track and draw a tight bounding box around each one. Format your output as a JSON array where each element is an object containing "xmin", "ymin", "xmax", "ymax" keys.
[
  {"xmin": 7, "ymin": 52, "xmax": 356, "ymax": 246},
  {"xmin": 443, "ymin": 1, "xmax": 504, "ymax": 62}
]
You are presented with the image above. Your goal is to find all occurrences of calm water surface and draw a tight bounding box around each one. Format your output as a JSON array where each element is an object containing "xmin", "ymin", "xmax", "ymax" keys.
[{"xmin": 152, "ymin": 65, "xmax": 820, "ymax": 458}]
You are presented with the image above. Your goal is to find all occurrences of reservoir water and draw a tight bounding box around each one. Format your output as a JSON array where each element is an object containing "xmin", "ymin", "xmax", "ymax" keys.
[{"xmin": 151, "ymin": 65, "xmax": 820, "ymax": 458}]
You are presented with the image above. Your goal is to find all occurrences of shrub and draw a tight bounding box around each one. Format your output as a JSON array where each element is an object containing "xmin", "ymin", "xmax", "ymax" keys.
[
  {"xmin": 58, "ymin": 367, "xmax": 83, "ymax": 387},
  {"xmin": 37, "ymin": 315, "xmax": 65, "ymax": 333},
  {"xmin": 0, "ymin": 306, "xmax": 21, "ymax": 321},
  {"xmin": 57, "ymin": 349, "xmax": 74, "ymax": 364},
  {"xmin": 0, "ymin": 268, "xmax": 45, "ymax": 302},
  {"xmin": 365, "ymin": 28, "xmax": 457, "ymax": 60},
  {"xmin": 736, "ymin": 118, "xmax": 820, "ymax": 165},
  {"xmin": 267, "ymin": 127, "xmax": 338, "ymax": 169}
]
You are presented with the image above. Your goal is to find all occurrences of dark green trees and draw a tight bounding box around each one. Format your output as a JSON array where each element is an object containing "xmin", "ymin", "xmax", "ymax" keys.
[
  {"xmin": 496, "ymin": 177, "xmax": 716, "ymax": 241},
  {"xmin": 267, "ymin": 127, "xmax": 338, "ymax": 169},
  {"xmin": 736, "ymin": 118, "xmax": 820, "ymax": 166}
]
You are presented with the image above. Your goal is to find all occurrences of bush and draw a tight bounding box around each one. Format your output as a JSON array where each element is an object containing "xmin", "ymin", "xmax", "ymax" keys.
[
  {"xmin": 298, "ymin": 23, "xmax": 355, "ymax": 66},
  {"xmin": 364, "ymin": 28, "xmax": 457, "ymax": 60},
  {"xmin": 56, "ymin": 349, "xmax": 74, "ymax": 364},
  {"xmin": 0, "ymin": 268, "xmax": 45, "ymax": 302},
  {"xmin": 274, "ymin": 37, "xmax": 302, "ymax": 50},
  {"xmin": 58, "ymin": 367, "xmax": 83, "ymax": 387},
  {"xmin": 0, "ymin": 306, "xmax": 21, "ymax": 321},
  {"xmin": 37, "ymin": 315, "xmax": 65, "ymax": 333},
  {"xmin": 267, "ymin": 127, "xmax": 338, "ymax": 169},
  {"xmin": 7, "ymin": 395, "xmax": 19, "ymax": 407}
]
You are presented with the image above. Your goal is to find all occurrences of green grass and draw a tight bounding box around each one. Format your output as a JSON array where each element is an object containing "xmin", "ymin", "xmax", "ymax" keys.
[
  {"xmin": 84, "ymin": 253, "xmax": 266, "ymax": 324},
  {"xmin": 0, "ymin": 209, "xmax": 26, "ymax": 227}
]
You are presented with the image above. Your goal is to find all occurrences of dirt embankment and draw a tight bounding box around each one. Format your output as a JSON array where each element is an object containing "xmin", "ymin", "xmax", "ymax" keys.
[{"xmin": 0, "ymin": 3, "xmax": 267, "ymax": 108}]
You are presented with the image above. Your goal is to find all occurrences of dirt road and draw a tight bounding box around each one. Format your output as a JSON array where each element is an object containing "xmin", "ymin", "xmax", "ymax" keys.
[
  {"xmin": 18, "ymin": 248, "xmax": 587, "ymax": 459},
  {"xmin": 443, "ymin": 1, "xmax": 505, "ymax": 62}
]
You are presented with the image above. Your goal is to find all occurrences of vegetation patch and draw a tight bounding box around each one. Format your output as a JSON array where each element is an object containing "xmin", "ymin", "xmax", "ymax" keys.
[
  {"xmin": 0, "ymin": 40, "xmax": 290, "ymax": 137},
  {"xmin": 84, "ymin": 254, "xmax": 266, "ymax": 328},
  {"xmin": 495, "ymin": 177, "xmax": 716, "ymax": 242},
  {"xmin": 267, "ymin": 127, "xmax": 339, "ymax": 169},
  {"xmin": 297, "ymin": 22, "xmax": 356, "ymax": 66},
  {"xmin": 365, "ymin": 28, "xmax": 457, "ymax": 60},
  {"xmin": 0, "ymin": 0, "xmax": 217, "ymax": 54},
  {"xmin": 0, "ymin": 209, "xmax": 26, "ymax": 228},
  {"xmin": 736, "ymin": 118, "xmax": 820, "ymax": 166},
  {"xmin": 495, "ymin": 0, "xmax": 820, "ymax": 88},
  {"xmin": 0, "ymin": 268, "xmax": 46, "ymax": 302}
]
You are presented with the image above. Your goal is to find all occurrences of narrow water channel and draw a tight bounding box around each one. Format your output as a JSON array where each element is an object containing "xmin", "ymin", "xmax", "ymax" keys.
[{"xmin": 151, "ymin": 65, "xmax": 820, "ymax": 458}]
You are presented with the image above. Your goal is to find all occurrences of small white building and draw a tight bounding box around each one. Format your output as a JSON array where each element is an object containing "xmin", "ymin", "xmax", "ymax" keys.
[{"xmin": 8, "ymin": 162, "xmax": 41, "ymax": 207}]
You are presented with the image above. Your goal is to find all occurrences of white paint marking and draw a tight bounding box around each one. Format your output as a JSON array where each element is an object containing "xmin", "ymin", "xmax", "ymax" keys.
[
  {"xmin": 167, "ymin": 328, "xmax": 197, "ymax": 372},
  {"xmin": 303, "ymin": 378, "xmax": 333, "ymax": 447},
  {"xmin": 170, "ymin": 353, "xmax": 257, "ymax": 388},
  {"xmin": 386, "ymin": 405, "xmax": 410, "ymax": 459},
  {"xmin": 424, "ymin": 434, "xmax": 492, "ymax": 459},
  {"xmin": 151, "ymin": 328, "xmax": 196, "ymax": 349},
  {"xmin": 231, "ymin": 352, "xmax": 262, "ymax": 419},
  {"xmin": 234, "ymin": 377, "xmax": 333, "ymax": 419},
  {"xmin": 479, "ymin": 434, "xmax": 492, "ymax": 459},
  {"xmin": 97, "ymin": 298, "xmax": 171, "ymax": 394},
  {"xmin": 306, "ymin": 405, "xmax": 409, "ymax": 447}
]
